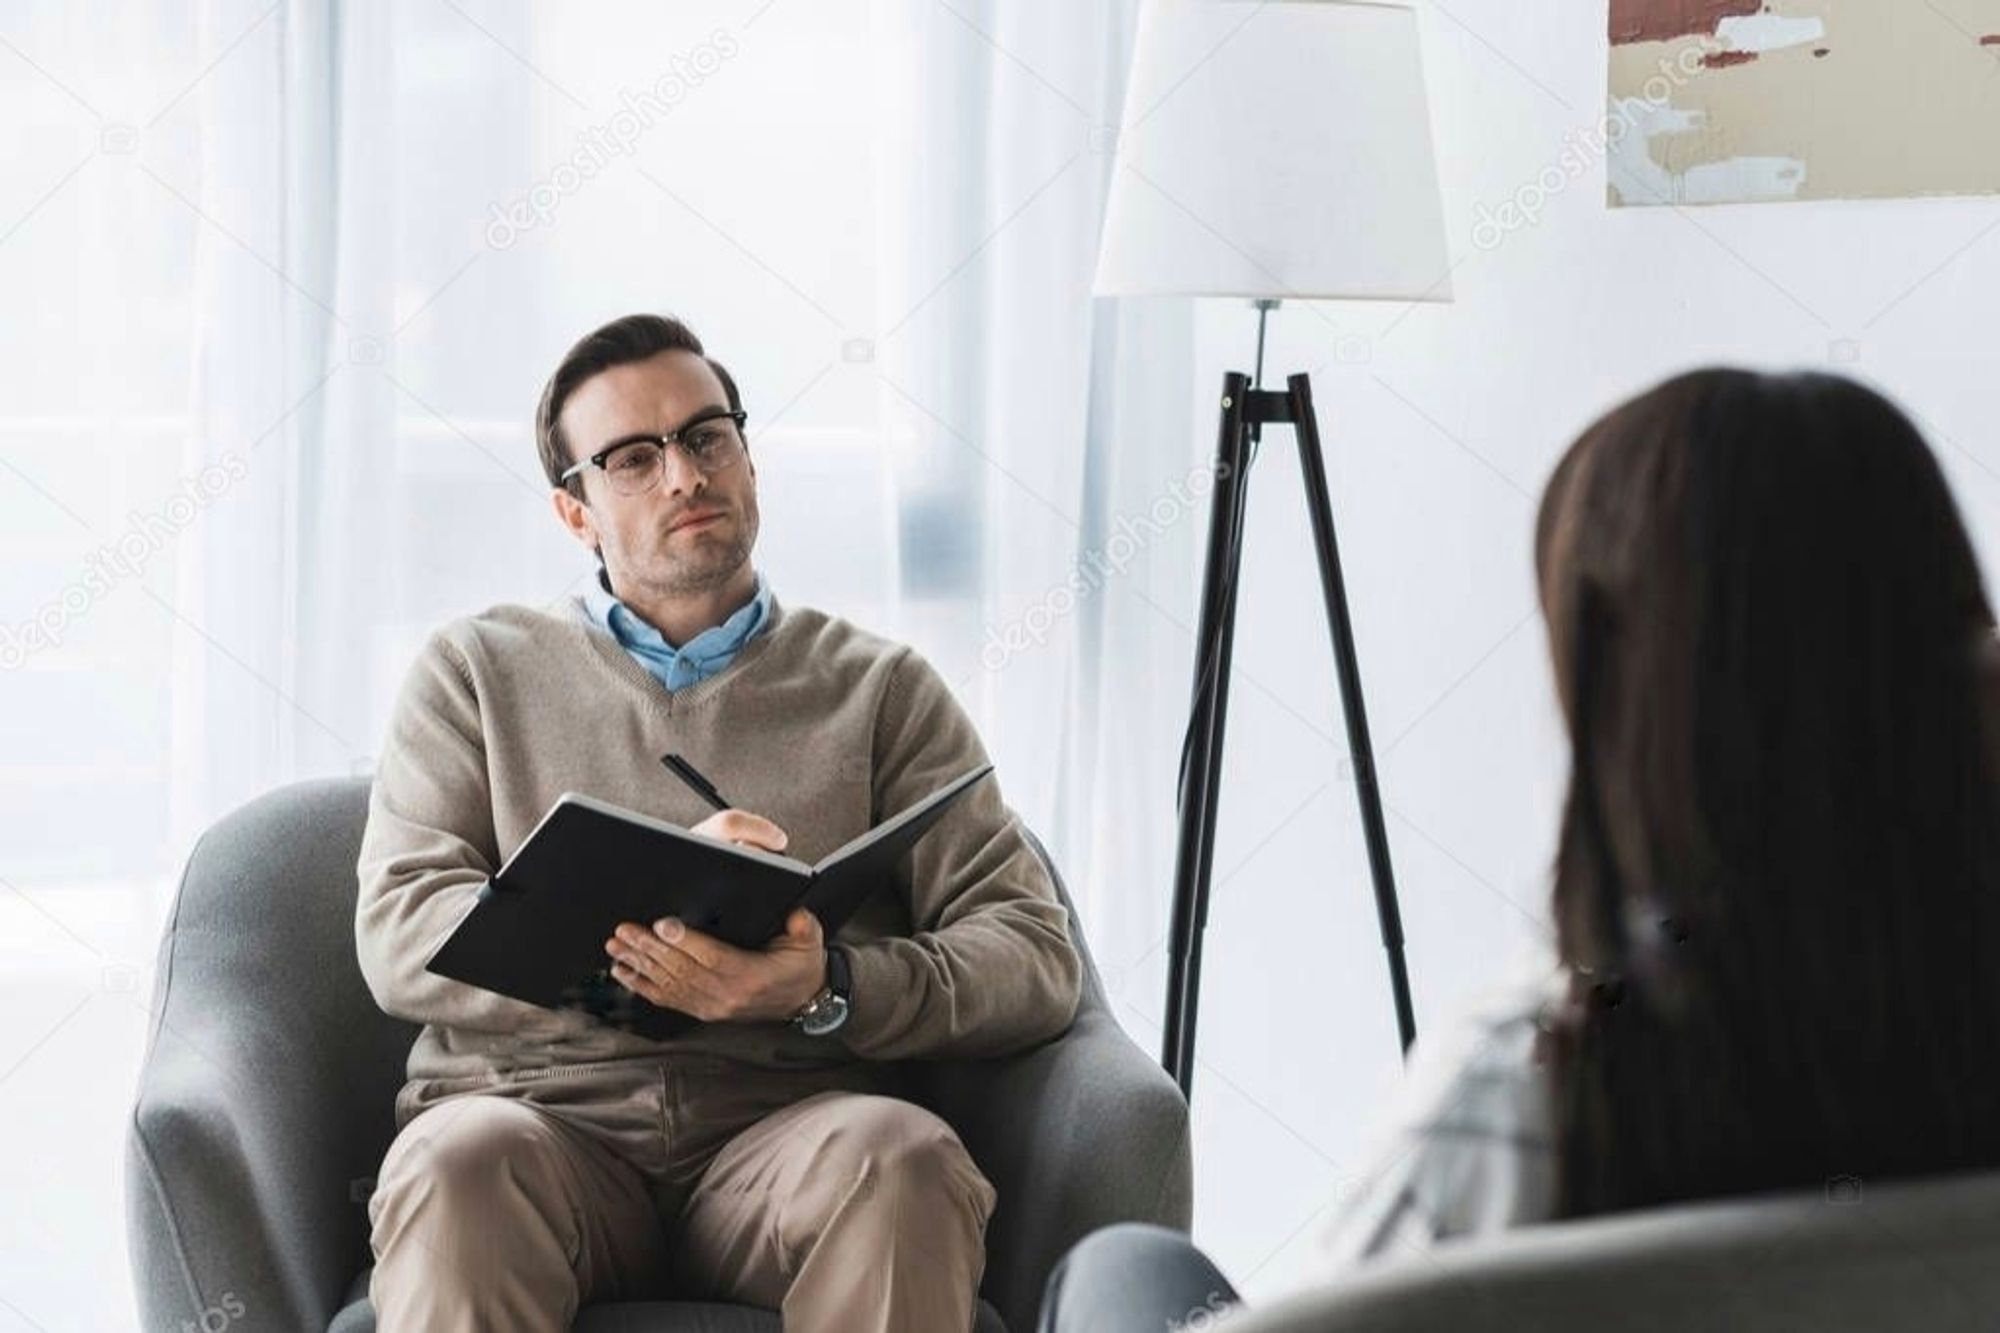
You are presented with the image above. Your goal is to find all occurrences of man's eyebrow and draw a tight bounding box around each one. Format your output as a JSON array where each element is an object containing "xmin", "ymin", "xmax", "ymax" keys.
[{"xmin": 593, "ymin": 403, "xmax": 732, "ymax": 454}]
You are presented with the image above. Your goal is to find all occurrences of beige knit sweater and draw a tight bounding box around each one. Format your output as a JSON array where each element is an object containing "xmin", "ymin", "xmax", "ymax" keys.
[{"xmin": 355, "ymin": 589, "xmax": 1083, "ymax": 1083}]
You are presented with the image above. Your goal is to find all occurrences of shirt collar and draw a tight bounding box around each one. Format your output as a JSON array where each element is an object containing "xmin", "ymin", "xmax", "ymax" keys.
[{"xmin": 584, "ymin": 565, "xmax": 772, "ymax": 666}]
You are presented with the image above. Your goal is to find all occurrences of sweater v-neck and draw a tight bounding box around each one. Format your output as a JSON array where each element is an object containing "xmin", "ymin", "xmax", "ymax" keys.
[{"xmin": 561, "ymin": 590, "xmax": 793, "ymax": 716}]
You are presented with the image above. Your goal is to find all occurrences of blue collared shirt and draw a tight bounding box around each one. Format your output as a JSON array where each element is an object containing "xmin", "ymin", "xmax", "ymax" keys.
[{"xmin": 583, "ymin": 566, "xmax": 773, "ymax": 692}]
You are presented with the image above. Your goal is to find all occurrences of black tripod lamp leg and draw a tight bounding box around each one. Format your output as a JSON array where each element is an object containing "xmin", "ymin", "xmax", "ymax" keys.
[
  {"xmin": 1163, "ymin": 372, "xmax": 1255, "ymax": 1094},
  {"xmin": 1286, "ymin": 373, "xmax": 1417, "ymax": 1055}
]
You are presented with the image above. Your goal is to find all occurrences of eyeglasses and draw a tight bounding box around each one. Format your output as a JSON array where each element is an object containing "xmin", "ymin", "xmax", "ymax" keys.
[{"xmin": 560, "ymin": 408, "xmax": 749, "ymax": 497}]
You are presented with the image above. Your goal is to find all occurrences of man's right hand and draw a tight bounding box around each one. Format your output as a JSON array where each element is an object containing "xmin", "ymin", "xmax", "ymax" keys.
[
  {"xmin": 605, "ymin": 806, "xmax": 825, "ymax": 1022},
  {"xmin": 691, "ymin": 808, "xmax": 789, "ymax": 854}
]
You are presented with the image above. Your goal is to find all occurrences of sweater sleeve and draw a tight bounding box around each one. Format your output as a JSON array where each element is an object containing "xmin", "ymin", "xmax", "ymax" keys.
[
  {"xmin": 837, "ymin": 647, "xmax": 1084, "ymax": 1060},
  {"xmin": 354, "ymin": 630, "xmax": 569, "ymax": 1035}
]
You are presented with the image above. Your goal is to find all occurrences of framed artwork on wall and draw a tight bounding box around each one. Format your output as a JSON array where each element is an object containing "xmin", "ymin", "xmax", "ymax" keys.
[{"xmin": 1608, "ymin": 1, "xmax": 2000, "ymax": 206}]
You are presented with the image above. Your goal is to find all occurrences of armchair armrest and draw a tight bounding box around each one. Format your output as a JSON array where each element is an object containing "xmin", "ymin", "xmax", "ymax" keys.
[
  {"xmin": 130, "ymin": 1027, "xmax": 358, "ymax": 1330},
  {"xmin": 917, "ymin": 1001, "xmax": 1193, "ymax": 1333},
  {"xmin": 127, "ymin": 781, "xmax": 414, "ymax": 1333},
  {"xmin": 129, "ymin": 934, "xmax": 382, "ymax": 1332}
]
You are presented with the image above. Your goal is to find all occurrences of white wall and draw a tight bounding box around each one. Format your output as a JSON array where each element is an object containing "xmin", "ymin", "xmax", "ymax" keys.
[{"xmin": 1160, "ymin": 0, "xmax": 2000, "ymax": 1298}]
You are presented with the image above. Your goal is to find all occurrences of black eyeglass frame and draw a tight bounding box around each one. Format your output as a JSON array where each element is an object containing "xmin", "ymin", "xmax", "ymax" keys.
[{"xmin": 558, "ymin": 407, "xmax": 749, "ymax": 487}]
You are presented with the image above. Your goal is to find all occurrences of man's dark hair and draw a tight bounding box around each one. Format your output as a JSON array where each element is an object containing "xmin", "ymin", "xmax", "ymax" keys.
[{"xmin": 535, "ymin": 313, "xmax": 743, "ymax": 499}]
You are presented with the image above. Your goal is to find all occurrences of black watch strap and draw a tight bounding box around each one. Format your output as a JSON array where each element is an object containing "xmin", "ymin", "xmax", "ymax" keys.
[{"xmin": 825, "ymin": 943, "xmax": 852, "ymax": 1001}]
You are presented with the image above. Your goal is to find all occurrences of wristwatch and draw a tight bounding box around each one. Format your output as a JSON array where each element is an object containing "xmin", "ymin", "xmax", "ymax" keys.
[{"xmin": 792, "ymin": 944, "xmax": 853, "ymax": 1036}]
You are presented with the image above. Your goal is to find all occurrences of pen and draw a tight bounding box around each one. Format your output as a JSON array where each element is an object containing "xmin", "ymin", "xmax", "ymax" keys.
[{"xmin": 660, "ymin": 752, "xmax": 730, "ymax": 812}]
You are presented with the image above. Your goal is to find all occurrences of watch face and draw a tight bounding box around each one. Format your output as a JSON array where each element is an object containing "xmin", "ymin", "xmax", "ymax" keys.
[{"xmin": 799, "ymin": 992, "xmax": 851, "ymax": 1037}]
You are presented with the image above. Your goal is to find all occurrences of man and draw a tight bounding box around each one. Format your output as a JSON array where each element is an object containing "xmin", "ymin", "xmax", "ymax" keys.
[{"xmin": 355, "ymin": 313, "xmax": 1083, "ymax": 1332}]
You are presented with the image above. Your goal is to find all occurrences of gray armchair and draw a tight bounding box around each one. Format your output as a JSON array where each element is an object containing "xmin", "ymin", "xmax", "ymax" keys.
[
  {"xmin": 127, "ymin": 777, "xmax": 1191, "ymax": 1333},
  {"xmin": 1219, "ymin": 1166, "xmax": 2000, "ymax": 1332}
]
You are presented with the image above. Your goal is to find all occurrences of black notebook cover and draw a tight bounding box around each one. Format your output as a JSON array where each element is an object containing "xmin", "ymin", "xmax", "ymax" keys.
[{"xmin": 425, "ymin": 762, "xmax": 994, "ymax": 1039}]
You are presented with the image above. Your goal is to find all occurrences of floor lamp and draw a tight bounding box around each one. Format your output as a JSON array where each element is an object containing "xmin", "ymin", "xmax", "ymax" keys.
[{"xmin": 1093, "ymin": 0, "xmax": 1455, "ymax": 1100}]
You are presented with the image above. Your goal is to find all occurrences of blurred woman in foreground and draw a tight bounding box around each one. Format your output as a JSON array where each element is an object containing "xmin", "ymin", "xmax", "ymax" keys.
[{"xmin": 1040, "ymin": 368, "xmax": 2000, "ymax": 1331}]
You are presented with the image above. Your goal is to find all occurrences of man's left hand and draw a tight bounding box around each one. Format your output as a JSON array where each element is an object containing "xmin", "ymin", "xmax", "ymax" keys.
[{"xmin": 605, "ymin": 907, "xmax": 827, "ymax": 1023}]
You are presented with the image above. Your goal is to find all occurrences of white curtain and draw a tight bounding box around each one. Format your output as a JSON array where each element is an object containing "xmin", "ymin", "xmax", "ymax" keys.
[
  {"xmin": 171, "ymin": 0, "xmax": 570, "ymax": 848},
  {"xmin": 866, "ymin": 0, "xmax": 1201, "ymax": 1040},
  {"xmin": 170, "ymin": 0, "xmax": 342, "ymax": 845}
]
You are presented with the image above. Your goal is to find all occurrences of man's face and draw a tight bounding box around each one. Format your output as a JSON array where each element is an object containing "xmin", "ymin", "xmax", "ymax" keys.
[{"xmin": 556, "ymin": 349, "xmax": 759, "ymax": 600}]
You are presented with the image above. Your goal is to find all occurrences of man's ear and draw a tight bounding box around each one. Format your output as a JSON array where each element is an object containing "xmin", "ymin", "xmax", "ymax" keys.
[{"xmin": 551, "ymin": 485, "xmax": 598, "ymax": 555}]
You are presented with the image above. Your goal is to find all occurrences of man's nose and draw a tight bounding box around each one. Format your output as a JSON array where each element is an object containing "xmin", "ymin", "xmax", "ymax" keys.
[{"xmin": 660, "ymin": 444, "xmax": 706, "ymax": 497}]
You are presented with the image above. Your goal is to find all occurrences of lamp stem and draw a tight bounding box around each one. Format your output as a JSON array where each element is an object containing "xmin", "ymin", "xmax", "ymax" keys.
[{"xmin": 1250, "ymin": 297, "xmax": 1281, "ymax": 389}]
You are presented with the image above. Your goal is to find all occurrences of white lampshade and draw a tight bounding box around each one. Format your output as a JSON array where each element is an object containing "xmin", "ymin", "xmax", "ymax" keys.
[{"xmin": 1094, "ymin": 0, "xmax": 1453, "ymax": 302}]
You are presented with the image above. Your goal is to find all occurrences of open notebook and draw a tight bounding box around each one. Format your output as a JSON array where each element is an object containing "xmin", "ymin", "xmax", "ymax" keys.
[{"xmin": 426, "ymin": 762, "xmax": 993, "ymax": 1039}]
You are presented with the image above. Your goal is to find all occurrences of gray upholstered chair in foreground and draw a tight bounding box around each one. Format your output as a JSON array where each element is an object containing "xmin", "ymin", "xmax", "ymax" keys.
[
  {"xmin": 127, "ymin": 777, "xmax": 1191, "ymax": 1333},
  {"xmin": 1211, "ymin": 1166, "xmax": 2000, "ymax": 1333}
]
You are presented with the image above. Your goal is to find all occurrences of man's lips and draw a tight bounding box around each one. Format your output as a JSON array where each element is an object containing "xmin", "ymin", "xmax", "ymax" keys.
[{"xmin": 669, "ymin": 509, "xmax": 725, "ymax": 533}]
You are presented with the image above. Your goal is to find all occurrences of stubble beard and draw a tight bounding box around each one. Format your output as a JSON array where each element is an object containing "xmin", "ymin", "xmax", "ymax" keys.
[{"xmin": 642, "ymin": 505, "xmax": 757, "ymax": 600}]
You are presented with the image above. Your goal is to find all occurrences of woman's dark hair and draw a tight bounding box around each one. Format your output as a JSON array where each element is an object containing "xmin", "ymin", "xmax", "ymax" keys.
[
  {"xmin": 1535, "ymin": 367, "xmax": 2000, "ymax": 1218},
  {"xmin": 535, "ymin": 313, "xmax": 743, "ymax": 499}
]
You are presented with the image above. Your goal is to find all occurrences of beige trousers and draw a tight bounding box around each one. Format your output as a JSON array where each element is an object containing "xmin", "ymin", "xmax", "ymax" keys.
[{"xmin": 366, "ymin": 1054, "xmax": 997, "ymax": 1333}]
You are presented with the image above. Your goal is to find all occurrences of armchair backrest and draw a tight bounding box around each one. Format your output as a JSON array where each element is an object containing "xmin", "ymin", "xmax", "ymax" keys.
[
  {"xmin": 167, "ymin": 775, "xmax": 420, "ymax": 1175},
  {"xmin": 1227, "ymin": 1166, "xmax": 2000, "ymax": 1333}
]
